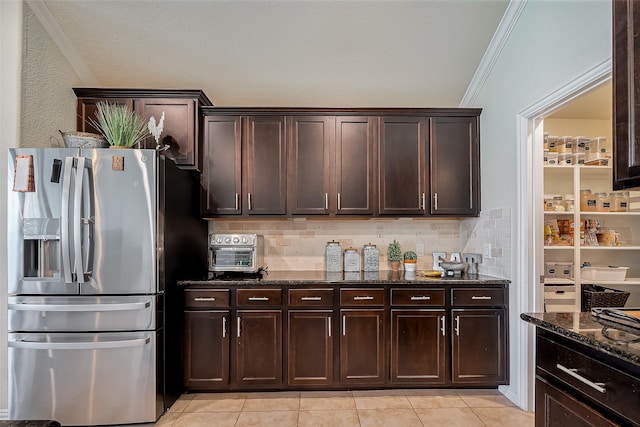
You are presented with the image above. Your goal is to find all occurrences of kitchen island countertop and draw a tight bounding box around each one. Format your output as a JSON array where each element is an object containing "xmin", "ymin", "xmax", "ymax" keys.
[
  {"xmin": 180, "ymin": 270, "xmax": 510, "ymax": 286},
  {"xmin": 521, "ymin": 312, "xmax": 640, "ymax": 366}
]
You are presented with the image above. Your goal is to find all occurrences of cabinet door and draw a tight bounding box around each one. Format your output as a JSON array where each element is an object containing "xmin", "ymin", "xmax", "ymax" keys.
[
  {"xmin": 340, "ymin": 309, "xmax": 385, "ymax": 385},
  {"xmin": 335, "ymin": 117, "xmax": 376, "ymax": 215},
  {"xmin": 288, "ymin": 116, "xmax": 333, "ymax": 214},
  {"xmin": 287, "ymin": 310, "xmax": 334, "ymax": 386},
  {"xmin": 379, "ymin": 117, "xmax": 427, "ymax": 215},
  {"xmin": 246, "ymin": 116, "xmax": 287, "ymax": 215},
  {"xmin": 451, "ymin": 309, "xmax": 507, "ymax": 385},
  {"xmin": 76, "ymin": 97, "xmax": 133, "ymax": 135},
  {"xmin": 235, "ymin": 310, "xmax": 283, "ymax": 387},
  {"xmin": 430, "ymin": 117, "xmax": 479, "ymax": 216},
  {"xmin": 136, "ymin": 98, "xmax": 197, "ymax": 168},
  {"xmin": 202, "ymin": 116, "xmax": 242, "ymax": 216},
  {"xmin": 613, "ymin": 0, "xmax": 640, "ymax": 190},
  {"xmin": 390, "ymin": 309, "xmax": 446, "ymax": 384},
  {"xmin": 535, "ymin": 376, "xmax": 618, "ymax": 427},
  {"xmin": 183, "ymin": 310, "xmax": 229, "ymax": 389}
]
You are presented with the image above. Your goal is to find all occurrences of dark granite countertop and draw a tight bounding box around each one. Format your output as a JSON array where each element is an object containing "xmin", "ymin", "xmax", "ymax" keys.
[
  {"xmin": 521, "ymin": 312, "xmax": 640, "ymax": 367},
  {"xmin": 180, "ymin": 270, "xmax": 510, "ymax": 286}
]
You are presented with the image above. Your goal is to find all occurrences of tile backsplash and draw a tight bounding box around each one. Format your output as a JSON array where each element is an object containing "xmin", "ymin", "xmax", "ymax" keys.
[
  {"xmin": 209, "ymin": 217, "xmax": 476, "ymax": 271},
  {"xmin": 461, "ymin": 207, "xmax": 511, "ymax": 279}
]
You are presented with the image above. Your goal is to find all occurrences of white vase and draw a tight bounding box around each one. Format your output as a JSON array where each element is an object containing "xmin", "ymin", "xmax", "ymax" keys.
[{"xmin": 404, "ymin": 262, "xmax": 416, "ymax": 272}]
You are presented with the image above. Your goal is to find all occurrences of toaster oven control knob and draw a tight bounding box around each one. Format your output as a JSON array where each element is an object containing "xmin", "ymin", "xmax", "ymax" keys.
[
  {"xmin": 225, "ymin": 237, "xmax": 231, "ymax": 243},
  {"xmin": 242, "ymin": 237, "xmax": 248, "ymax": 244},
  {"xmin": 233, "ymin": 237, "xmax": 240, "ymax": 244},
  {"xmin": 216, "ymin": 237, "xmax": 223, "ymax": 244}
]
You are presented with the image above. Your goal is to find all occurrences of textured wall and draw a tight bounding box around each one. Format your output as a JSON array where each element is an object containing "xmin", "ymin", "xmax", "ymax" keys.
[
  {"xmin": 209, "ymin": 218, "xmax": 467, "ymax": 271},
  {"xmin": 461, "ymin": 207, "xmax": 511, "ymax": 278},
  {"xmin": 21, "ymin": 5, "xmax": 79, "ymax": 148}
]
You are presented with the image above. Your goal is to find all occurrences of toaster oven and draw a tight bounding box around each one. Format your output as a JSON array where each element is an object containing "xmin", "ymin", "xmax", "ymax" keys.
[{"xmin": 208, "ymin": 234, "xmax": 263, "ymax": 272}]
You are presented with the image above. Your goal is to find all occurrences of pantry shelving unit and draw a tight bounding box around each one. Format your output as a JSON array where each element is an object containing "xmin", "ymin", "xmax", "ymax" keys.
[{"xmin": 543, "ymin": 163, "xmax": 640, "ymax": 312}]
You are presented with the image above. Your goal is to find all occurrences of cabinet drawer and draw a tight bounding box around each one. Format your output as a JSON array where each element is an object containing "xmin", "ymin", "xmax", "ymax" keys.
[
  {"xmin": 537, "ymin": 335, "xmax": 640, "ymax": 426},
  {"xmin": 289, "ymin": 289, "xmax": 334, "ymax": 307},
  {"xmin": 451, "ymin": 288, "xmax": 505, "ymax": 306},
  {"xmin": 185, "ymin": 289, "xmax": 230, "ymax": 308},
  {"xmin": 340, "ymin": 288, "xmax": 385, "ymax": 306},
  {"xmin": 237, "ymin": 289, "xmax": 282, "ymax": 306},
  {"xmin": 390, "ymin": 288, "xmax": 445, "ymax": 306}
]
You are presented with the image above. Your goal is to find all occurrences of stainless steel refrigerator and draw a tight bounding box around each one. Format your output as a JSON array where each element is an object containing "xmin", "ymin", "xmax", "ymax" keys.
[{"xmin": 7, "ymin": 148, "xmax": 206, "ymax": 426}]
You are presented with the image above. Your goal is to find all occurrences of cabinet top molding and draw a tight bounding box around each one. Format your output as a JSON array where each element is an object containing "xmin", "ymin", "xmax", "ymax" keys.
[
  {"xmin": 200, "ymin": 106, "xmax": 482, "ymax": 117},
  {"xmin": 72, "ymin": 88, "xmax": 214, "ymax": 106}
]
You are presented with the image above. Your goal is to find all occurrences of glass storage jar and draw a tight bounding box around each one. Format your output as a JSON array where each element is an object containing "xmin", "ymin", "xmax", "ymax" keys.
[
  {"xmin": 563, "ymin": 194, "xmax": 575, "ymax": 212},
  {"xmin": 580, "ymin": 189, "xmax": 597, "ymax": 212},
  {"xmin": 611, "ymin": 192, "xmax": 629, "ymax": 212},
  {"xmin": 595, "ymin": 192, "xmax": 611, "ymax": 212}
]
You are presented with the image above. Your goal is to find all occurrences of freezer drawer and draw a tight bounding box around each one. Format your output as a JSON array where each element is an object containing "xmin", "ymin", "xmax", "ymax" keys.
[
  {"xmin": 8, "ymin": 331, "xmax": 161, "ymax": 426},
  {"xmin": 8, "ymin": 295, "xmax": 160, "ymax": 332}
]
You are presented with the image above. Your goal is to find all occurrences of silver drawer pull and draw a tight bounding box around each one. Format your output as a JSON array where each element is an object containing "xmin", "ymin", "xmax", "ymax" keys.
[
  {"xmin": 248, "ymin": 297, "xmax": 269, "ymax": 301},
  {"xmin": 301, "ymin": 296, "xmax": 322, "ymax": 301},
  {"xmin": 556, "ymin": 364, "xmax": 606, "ymax": 393},
  {"xmin": 353, "ymin": 296, "xmax": 374, "ymax": 301},
  {"xmin": 410, "ymin": 296, "xmax": 431, "ymax": 301},
  {"xmin": 194, "ymin": 297, "xmax": 216, "ymax": 302},
  {"xmin": 471, "ymin": 296, "xmax": 492, "ymax": 300}
]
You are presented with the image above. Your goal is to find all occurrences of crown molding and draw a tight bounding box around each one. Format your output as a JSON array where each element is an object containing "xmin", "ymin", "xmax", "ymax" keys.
[
  {"xmin": 460, "ymin": 0, "xmax": 527, "ymax": 107},
  {"xmin": 25, "ymin": 0, "xmax": 98, "ymax": 85}
]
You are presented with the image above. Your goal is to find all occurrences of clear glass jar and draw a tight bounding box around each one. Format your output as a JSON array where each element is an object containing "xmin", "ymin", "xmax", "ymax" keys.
[
  {"xmin": 563, "ymin": 194, "xmax": 575, "ymax": 212},
  {"xmin": 595, "ymin": 192, "xmax": 611, "ymax": 212},
  {"xmin": 547, "ymin": 136, "xmax": 558, "ymax": 152},
  {"xmin": 611, "ymin": 192, "xmax": 629, "ymax": 212},
  {"xmin": 580, "ymin": 189, "xmax": 597, "ymax": 212},
  {"xmin": 552, "ymin": 196, "xmax": 565, "ymax": 211}
]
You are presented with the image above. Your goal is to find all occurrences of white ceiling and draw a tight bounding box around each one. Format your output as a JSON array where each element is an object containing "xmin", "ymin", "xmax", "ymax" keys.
[{"xmin": 37, "ymin": 0, "xmax": 511, "ymax": 107}]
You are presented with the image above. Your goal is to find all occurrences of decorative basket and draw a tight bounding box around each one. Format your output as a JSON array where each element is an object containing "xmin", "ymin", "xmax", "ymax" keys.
[
  {"xmin": 580, "ymin": 266, "xmax": 629, "ymax": 281},
  {"xmin": 59, "ymin": 131, "xmax": 108, "ymax": 148},
  {"xmin": 581, "ymin": 284, "xmax": 630, "ymax": 311}
]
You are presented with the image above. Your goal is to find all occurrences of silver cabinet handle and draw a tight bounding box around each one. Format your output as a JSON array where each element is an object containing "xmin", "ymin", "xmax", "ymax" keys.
[
  {"xmin": 455, "ymin": 315, "xmax": 460, "ymax": 336},
  {"xmin": 342, "ymin": 315, "xmax": 346, "ymax": 335},
  {"xmin": 325, "ymin": 193, "xmax": 329, "ymax": 210},
  {"xmin": 472, "ymin": 296, "xmax": 492, "ymax": 300},
  {"xmin": 237, "ymin": 316, "xmax": 241, "ymax": 338},
  {"xmin": 337, "ymin": 193, "xmax": 341, "ymax": 211},
  {"xmin": 433, "ymin": 192, "xmax": 438, "ymax": 210},
  {"xmin": 410, "ymin": 296, "xmax": 431, "ymax": 301},
  {"xmin": 248, "ymin": 297, "xmax": 269, "ymax": 301},
  {"xmin": 301, "ymin": 296, "xmax": 322, "ymax": 301},
  {"xmin": 328, "ymin": 316, "xmax": 332, "ymax": 337},
  {"xmin": 194, "ymin": 297, "xmax": 216, "ymax": 302},
  {"xmin": 222, "ymin": 316, "xmax": 227, "ymax": 338},
  {"xmin": 441, "ymin": 315, "xmax": 445, "ymax": 336},
  {"xmin": 556, "ymin": 364, "xmax": 606, "ymax": 393},
  {"xmin": 421, "ymin": 192, "xmax": 426, "ymax": 210},
  {"xmin": 353, "ymin": 296, "xmax": 374, "ymax": 301},
  {"xmin": 235, "ymin": 193, "xmax": 239, "ymax": 211},
  {"xmin": 248, "ymin": 193, "xmax": 252, "ymax": 210}
]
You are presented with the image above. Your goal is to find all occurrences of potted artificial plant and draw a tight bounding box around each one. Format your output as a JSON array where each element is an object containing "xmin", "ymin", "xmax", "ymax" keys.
[
  {"xmin": 388, "ymin": 240, "xmax": 402, "ymax": 271},
  {"xmin": 90, "ymin": 101, "xmax": 148, "ymax": 148},
  {"xmin": 403, "ymin": 250, "xmax": 417, "ymax": 272}
]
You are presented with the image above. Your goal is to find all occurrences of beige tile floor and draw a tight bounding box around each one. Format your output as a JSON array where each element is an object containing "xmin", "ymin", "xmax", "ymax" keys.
[{"xmin": 151, "ymin": 389, "xmax": 534, "ymax": 427}]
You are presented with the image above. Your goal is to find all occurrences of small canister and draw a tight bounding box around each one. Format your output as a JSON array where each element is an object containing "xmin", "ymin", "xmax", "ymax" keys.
[
  {"xmin": 344, "ymin": 248, "xmax": 360, "ymax": 272},
  {"xmin": 362, "ymin": 243, "xmax": 379, "ymax": 272},
  {"xmin": 325, "ymin": 240, "xmax": 342, "ymax": 272}
]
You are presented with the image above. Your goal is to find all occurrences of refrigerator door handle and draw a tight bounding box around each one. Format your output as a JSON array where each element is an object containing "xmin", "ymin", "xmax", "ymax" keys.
[
  {"xmin": 9, "ymin": 337, "xmax": 150, "ymax": 350},
  {"xmin": 61, "ymin": 156, "xmax": 75, "ymax": 284},
  {"xmin": 73, "ymin": 157, "xmax": 86, "ymax": 283},
  {"xmin": 8, "ymin": 301, "xmax": 151, "ymax": 312}
]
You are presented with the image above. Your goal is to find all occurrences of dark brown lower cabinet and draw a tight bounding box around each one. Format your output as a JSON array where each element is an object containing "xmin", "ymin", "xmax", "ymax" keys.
[
  {"xmin": 235, "ymin": 310, "xmax": 283, "ymax": 387},
  {"xmin": 535, "ymin": 377, "xmax": 617, "ymax": 427},
  {"xmin": 340, "ymin": 309, "xmax": 385, "ymax": 385},
  {"xmin": 390, "ymin": 309, "xmax": 446, "ymax": 384},
  {"xmin": 183, "ymin": 310, "xmax": 229, "ymax": 389},
  {"xmin": 451, "ymin": 309, "xmax": 507, "ymax": 385},
  {"xmin": 287, "ymin": 310, "xmax": 334, "ymax": 386}
]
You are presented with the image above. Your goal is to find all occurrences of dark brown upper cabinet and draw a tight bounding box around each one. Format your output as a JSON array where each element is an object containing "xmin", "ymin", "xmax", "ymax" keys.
[
  {"xmin": 613, "ymin": 0, "xmax": 640, "ymax": 190},
  {"xmin": 202, "ymin": 115, "xmax": 242, "ymax": 216},
  {"xmin": 335, "ymin": 117, "xmax": 377, "ymax": 215},
  {"xmin": 430, "ymin": 116, "xmax": 479, "ymax": 216},
  {"xmin": 245, "ymin": 116, "xmax": 287, "ymax": 215},
  {"xmin": 379, "ymin": 117, "xmax": 429, "ymax": 215},
  {"xmin": 288, "ymin": 116, "xmax": 333, "ymax": 214},
  {"xmin": 73, "ymin": 88, "xmax": 212, "ymax": 170}
]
